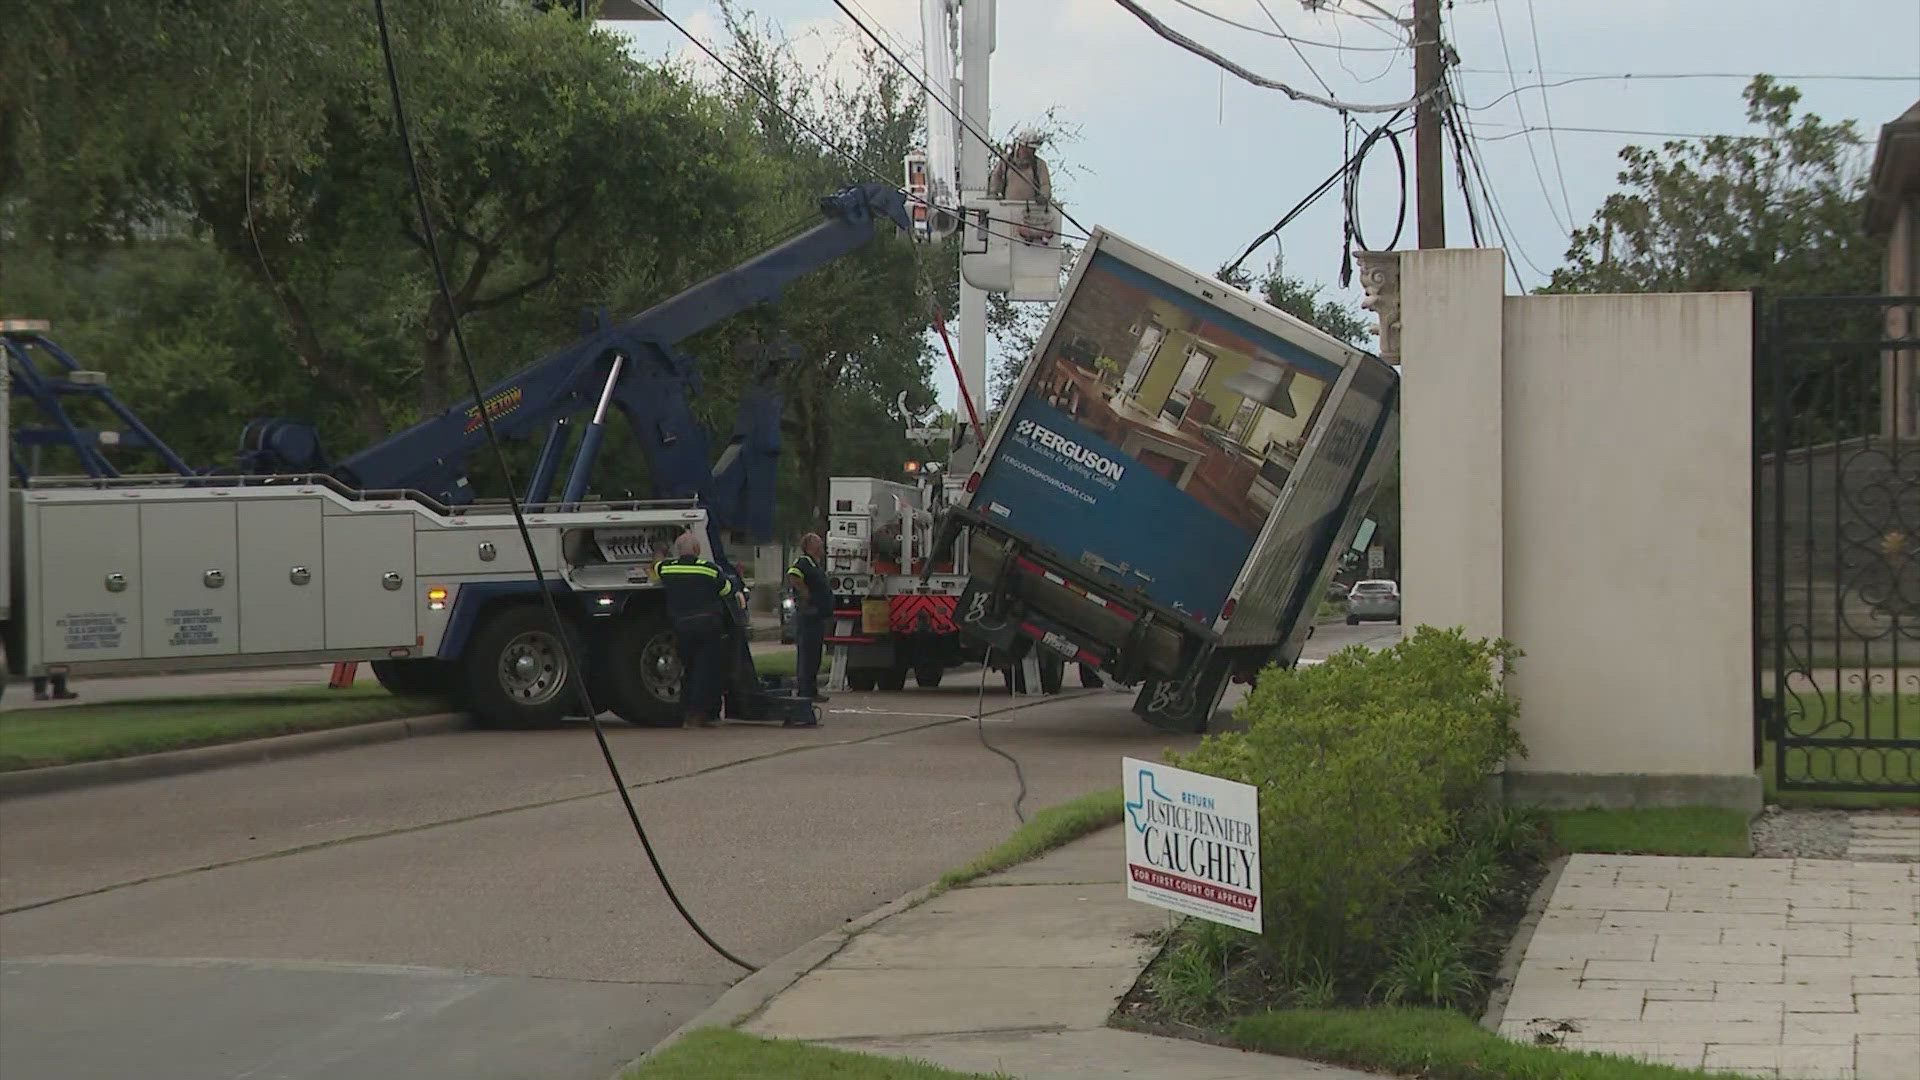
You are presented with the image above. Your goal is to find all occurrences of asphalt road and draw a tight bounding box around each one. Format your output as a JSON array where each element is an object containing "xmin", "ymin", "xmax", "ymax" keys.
[{"xmin": 0, "ymin": 620, "xmax": 1399, "ymax": 1080}]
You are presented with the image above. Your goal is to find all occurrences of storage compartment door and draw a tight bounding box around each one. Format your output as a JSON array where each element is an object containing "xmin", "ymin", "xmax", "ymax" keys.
[
  {"xmin": 140, "ymin": 502, "xmax": 241, "ymax": 658},
  {"xmin": 239, "ymin": 499, "xmax": 325, "ymax": 654},
  {"xmin": 36, "ymin": 503, "xmax": 143, "ymax": 662},
  {"xmin": 323, "ymin": 515, "xmax": 417, "ymax": 650}
]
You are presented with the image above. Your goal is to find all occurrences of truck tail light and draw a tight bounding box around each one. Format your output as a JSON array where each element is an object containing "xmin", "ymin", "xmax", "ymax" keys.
[
  {"xmin": 426, "ymin": 586, "xmax": 448, "ymax": 611},
  {"xmin": 1220, "ymin": 598, "xmax": 1237, "ymax": 621},
  {"xmin": 965, "ymin": 472, "xmax": 981, "ymax": 492}
]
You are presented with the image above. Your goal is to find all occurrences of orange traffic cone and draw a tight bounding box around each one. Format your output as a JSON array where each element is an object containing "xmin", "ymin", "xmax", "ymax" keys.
[{"xmin": 328, "ymin": 661, "xmax": 358, "ymax": 689}]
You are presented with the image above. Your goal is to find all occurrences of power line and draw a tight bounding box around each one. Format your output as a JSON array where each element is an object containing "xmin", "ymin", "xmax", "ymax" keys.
[
  {"xmin": 1488, "ymin": 0, "xmax": 1567, "ymax": 231},
  {"xmin": 647, "ymin": 0, "xmax": 1088, "ymax": 249},
  {"xmin": 1165, "ymin": 0, "xmax": 1416, "ymax": 51},
  {"xmin": 1461, "ymin": 71, "xmax": 1920, "ymax": 113},
  {"xmin": 1224, "ymin": 113, "xmax": 1411, "ymax": 277},
  {"xmin": 1110, "ymin": 0, "xmax": 1445, "ymax": 113},
  {"xmin": 1463, "ymin": 121, "xmax": 1870, "ymax": 144},
  {"xmin": 1521, "ymin": 0, "xmax": 1575, "ymax": 231},
  {"xmin": 1454, "ymin": 68, "xmax": 1919, "ymax": 82},
  {"xmin": 1256, "ymin": 0, "xmax": 1338, "ymax": 100},
  {"xmin": 1444, "ymin": 69, "xmax": 1548, "ymax": 290},
  {"xmin": 827, "ymin": 0, "xmax": 1097, "ymax": 238}
]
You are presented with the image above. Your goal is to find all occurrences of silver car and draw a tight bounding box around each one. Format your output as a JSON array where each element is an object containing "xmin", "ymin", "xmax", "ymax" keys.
[{"xmin": 1346, "ymin": 579, "xmax": 1400, "ymax": 625}]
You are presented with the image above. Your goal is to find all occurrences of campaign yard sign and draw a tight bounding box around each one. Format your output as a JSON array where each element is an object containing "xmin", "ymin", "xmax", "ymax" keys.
[{"xmin": 1122, "ymin": 757, "xmax": 1262, "ymax": 933}]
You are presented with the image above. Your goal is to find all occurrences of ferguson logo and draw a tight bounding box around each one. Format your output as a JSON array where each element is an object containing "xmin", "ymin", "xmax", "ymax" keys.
[{"xmin": 1014, "ymin": 418, "xmax": 1126, "ymax": 482}]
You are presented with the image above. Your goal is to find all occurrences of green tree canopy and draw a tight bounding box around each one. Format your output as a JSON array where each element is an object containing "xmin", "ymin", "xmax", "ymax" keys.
[{"xmin": 1544, "ymin": 76, "xmax": 1876, "ymax": 298}]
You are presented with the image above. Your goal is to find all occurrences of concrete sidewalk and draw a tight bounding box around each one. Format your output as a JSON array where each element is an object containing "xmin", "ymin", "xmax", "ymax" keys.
[
  {"xmin": 676, "ymin": 826, "xmax": 1372, "ymax": 1080},
  {"xmin": 1496, "ymin": 849, "xmax": 1920, "ymax": 1078}
]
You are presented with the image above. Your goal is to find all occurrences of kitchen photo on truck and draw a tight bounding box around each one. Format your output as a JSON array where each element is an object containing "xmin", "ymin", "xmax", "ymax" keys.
[{"xmin": 970, "ymin": 244, "xmax": 1347, "ymax": 626}]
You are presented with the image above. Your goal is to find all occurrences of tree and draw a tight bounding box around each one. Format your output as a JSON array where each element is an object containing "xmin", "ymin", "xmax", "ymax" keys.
[
  {"xmin": 1544, "ymin": 76, "xmax": 1876, "ymax": 298},
  {"xmin": 709, "ymin": 4, "xmax": 940, "ymax": 533},
  {"xmin": 1217, "ymin": 257, "xmax": 1375, "ymax": 346}
]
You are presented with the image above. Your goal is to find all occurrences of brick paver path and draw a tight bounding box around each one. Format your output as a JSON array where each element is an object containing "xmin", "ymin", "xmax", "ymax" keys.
[{"xmin": 1499, "ymin": 855, "xmax": 1920, "ymax": 1078}]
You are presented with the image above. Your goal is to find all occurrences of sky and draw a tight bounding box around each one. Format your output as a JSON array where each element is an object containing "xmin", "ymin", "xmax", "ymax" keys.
[{"xmin": 609, "ymin": 0, "xmax": 1920, "ymax": 414}]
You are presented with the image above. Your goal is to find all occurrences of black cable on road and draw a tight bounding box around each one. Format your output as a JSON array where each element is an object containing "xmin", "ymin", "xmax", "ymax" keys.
[
  {"xmin": 974, "ymin": 647, "xmax": 1030, "ymax": 825},
  {"xmin": 369, "ymin": 0, "xmax": 757, "ymax": 974}
]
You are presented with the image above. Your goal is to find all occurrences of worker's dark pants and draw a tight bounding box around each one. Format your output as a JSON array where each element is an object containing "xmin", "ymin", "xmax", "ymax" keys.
[
  {"xmin": 674, "ymin": 615, "xmax": 727, "ymax": 722},
  {"xmin": 795, "ymin": 614, "xmax": 827, "ymax": 698}
]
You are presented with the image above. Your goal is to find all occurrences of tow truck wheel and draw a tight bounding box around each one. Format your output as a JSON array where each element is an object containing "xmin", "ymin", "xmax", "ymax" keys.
[
  {"xmin": 913, "ymin": 664, "xmax": 944, "ymax": 688},
  {"xmin": 847, "ymin": 670, "xmax": 878, "ymax": 692},
  {"xmin": 369, "ymin": 658, "xmax": 457, "ymax": 700},
  {"xmin": 461, "ymin": 604, "xmax": 586, "ymax": 729},
  {"xmin": 592, "ymin": 609, "xmax": 683, "ymax": 727},
  {"xmin": 877, "ymin": 665, "xmax": 908, "ymax": 693}
]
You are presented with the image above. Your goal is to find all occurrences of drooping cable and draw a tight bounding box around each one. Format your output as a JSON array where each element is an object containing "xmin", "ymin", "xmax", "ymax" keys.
[
  {"xmin": 1110, "ymin": 0, "xmax": 1445, "ymax": 113},
  {"xmin": 1223, "ymin": 109, "xmax": 1408, "ymax": 279},
  {"xmin": 973, "ymin": 647, "xmax": 1030, "ymax": 825},
  {"xmin": 826, "ymin": 0, "xmax": 1095, "ymax": 240},
  {"xmin": 650, "ymin": 0, "xmax": 1089, "ymax": 248},
  {"xmin": 369, "ymin": 0, "xmax": 756, "ymax": 973}
]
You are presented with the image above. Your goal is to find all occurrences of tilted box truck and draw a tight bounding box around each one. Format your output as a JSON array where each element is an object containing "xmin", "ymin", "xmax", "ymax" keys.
[{"xmin": 939, "ymin": 228, "xmax": 1400, "ymax": 731}]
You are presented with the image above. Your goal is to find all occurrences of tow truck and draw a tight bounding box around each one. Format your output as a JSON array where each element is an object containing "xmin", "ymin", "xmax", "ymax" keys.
[{"xmin": 2, "ymin": 182, "xmax": 912, "ymax": 725}]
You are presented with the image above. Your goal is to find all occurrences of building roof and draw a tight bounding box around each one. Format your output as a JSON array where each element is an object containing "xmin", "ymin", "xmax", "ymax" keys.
[{"xmin": 1865, "ymin": 100, "xmax": 1920, "ymax": 237}]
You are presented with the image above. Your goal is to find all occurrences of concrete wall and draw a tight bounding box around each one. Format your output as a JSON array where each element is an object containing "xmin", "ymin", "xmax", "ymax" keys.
[{"xmin": 1396, "ymin": 249, "xmax": 1757, "ymax": 809}]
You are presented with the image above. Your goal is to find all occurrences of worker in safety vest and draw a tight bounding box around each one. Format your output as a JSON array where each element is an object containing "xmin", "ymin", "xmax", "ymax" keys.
[
  {"xmin": 786, "ymin": 533, "xmax": 832, "ymax": 703},
  {"xmin": 654, "ymin": 531, "xmax": 734, "ymax": 727}
]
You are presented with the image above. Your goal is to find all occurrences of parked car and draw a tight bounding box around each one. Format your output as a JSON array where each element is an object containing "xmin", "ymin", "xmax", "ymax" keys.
[{"xmin": 1346, "ymin": 579, "xmax": 1400, "ymax": 625}]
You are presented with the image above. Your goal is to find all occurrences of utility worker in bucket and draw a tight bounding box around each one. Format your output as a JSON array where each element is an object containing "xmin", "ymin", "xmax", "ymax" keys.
[
  {"xmin": 654, "ymin": 531, "xmax": 733, "ymax": 728},
  {"xmin": 786, "ymin": 533, "xmax": 832, "ymax": 703}
]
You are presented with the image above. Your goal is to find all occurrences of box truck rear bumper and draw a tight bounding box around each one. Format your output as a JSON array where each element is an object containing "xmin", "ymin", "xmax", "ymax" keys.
[{"xmin": 949, "ymin": 511, "xmax": 1214, "ymax": 684}]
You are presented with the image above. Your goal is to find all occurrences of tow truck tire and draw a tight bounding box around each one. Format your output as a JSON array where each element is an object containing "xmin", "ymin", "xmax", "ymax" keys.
[
  {"xmin": 877, "ymin": 665, "xmax": 908, "ymax": 693},
  {"xmin": 460, "ymin": 604, "xmax": 586, "ymax": 729},
  {"xmin": 369, "ymin": 658, "xmax": 457, "ymax": 700},
  {"xmin": 592, "ymin": 609, "xmax": 684, "ymax": 727},
  {"xmin": 913, "ymin": 664, "xmax": 944, "ymax": 688},
  {"xmin": 847, "ymin": 670, "xmax": 878, "ymax": 692}
]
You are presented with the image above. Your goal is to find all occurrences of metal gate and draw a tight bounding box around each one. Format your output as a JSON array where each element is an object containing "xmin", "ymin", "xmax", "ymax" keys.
[{"xmin": 1755, "ymin": 293, "xmax": 1920, "ymax": 793}]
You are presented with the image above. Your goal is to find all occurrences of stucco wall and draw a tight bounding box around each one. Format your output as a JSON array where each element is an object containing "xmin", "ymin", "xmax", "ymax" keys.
[
  {"xmin": 1395, "ymin": 249, "xmax": 1756, "ymax": 806},
  {"xmin": 1500, "ymin": 291, "xmax": 1752, "ymax": 780}
]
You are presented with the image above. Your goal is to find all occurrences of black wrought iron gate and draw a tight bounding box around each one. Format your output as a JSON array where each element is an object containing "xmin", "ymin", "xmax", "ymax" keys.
[{"xmin": 1755, "ymin": 293, "xmax": 1920, "ymax": 793}]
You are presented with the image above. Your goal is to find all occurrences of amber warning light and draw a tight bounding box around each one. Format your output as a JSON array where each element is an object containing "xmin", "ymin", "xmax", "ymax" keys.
[{"xmin": 427, "ymin": 587, "xmax": 448, "ymax": 611}]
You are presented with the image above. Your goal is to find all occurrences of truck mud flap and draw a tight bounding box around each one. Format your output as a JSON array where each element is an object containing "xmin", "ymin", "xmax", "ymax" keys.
[
  {"xmin": 1132, "ymin": 652, "xmax": 1232, "ymax": 734},
  {"xmin": 955, "ymin": 579, "xmax": 1020, "ymax": 652}
]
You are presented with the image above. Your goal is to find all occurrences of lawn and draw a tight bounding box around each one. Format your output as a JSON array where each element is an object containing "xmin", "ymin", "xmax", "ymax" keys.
[
  {"xmin": 1235, "ymin": 1008, "xmax": 1744, "ymax": 1080},
  {"xmin": 935, "ymin": 786, "xmax": 1123, "ymax": 892},
  {"xmin": 0, "ymin": 686, "xmax": 444, "ymax": 771},
  {"xmin": 748, "ymin": 649, "xmax": 826, "ymax": 679},
  {"xmin": 626, "ymin": 1028, "xmax": 1003, "ymax": 1079},
  {"xmin": 1761, "ymin": 689, "xmax": 1920, "ymax": 808},
  {"xmin": 1547, "ymin": 808, "xmax": 1753, "ymax": 857}
]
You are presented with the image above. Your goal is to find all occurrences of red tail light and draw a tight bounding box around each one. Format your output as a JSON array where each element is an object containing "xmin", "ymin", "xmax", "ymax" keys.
[
  {"xmin": 965, "ymin": 472, "xmax": 981, "ymax": 492},
  {"xmin": 1221, "ymin": 598, "xmax": 1237, "ymax": 621}
]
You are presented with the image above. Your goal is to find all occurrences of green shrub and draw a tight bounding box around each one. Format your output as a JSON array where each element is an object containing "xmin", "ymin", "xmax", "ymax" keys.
[{"xmin": 1170, "ymin": 627, "xmax": 1525, "ymax": 974}]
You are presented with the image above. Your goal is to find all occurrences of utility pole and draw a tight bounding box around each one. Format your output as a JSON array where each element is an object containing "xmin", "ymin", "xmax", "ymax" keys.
[
  {"xmin": 1411, "ymin": 0, "xmax": 1445, "ymax": 248},
  {"xmin": 956, "ymin": 0, "xmax": 994, "ymax": 436}
]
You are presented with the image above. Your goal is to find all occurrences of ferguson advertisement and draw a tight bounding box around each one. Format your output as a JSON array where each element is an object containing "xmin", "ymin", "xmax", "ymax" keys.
[{"xmin": 973, "ymin": 250, "xmax": 1344, "ymax": 624}]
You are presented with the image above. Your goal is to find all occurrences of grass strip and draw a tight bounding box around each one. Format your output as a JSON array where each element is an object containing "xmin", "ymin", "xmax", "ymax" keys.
[
  {"xmin": 748, "ymin": 649, "xmax": 826, "ymax": 679},
  {"xmin": 0, "ymin": 687, "xmax": 442, "ymax": 771},
  {"xmin": 1235, "ymin": 1007, "xmax": 1744, "ymax": 1080},
  {"xmin": 935, "ymin": 786, "xmax": 1124, "ymax": 892},
  {"xmin": 626, "ymin": 1028, "xmax": 1006, "ymax": 1079},
  {"xmin": 1547, "ymin": 808, "xmax": 1753, "ymax": 857}
]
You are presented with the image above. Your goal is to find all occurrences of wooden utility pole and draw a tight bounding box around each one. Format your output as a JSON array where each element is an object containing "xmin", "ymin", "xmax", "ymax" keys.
[{"xmin": 1412, "ymin": 0, "xmax": 1445, "ymax": 248}]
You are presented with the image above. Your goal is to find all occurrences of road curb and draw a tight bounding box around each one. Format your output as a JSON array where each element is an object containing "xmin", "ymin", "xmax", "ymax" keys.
[
  {"xmin": 0, "ymin": 713, "xmax": 468, "ymax": 799},
  {"xmin": 1479, "ymin": 853, "xmax": 1569, "ymax": 1032},
  {"xmin": 613, "ymin": 688, "xmax": 1108, "ymax": 1078},
  {"xmin": 615, "ymin": 877, "xmax": 943, "ymax": 1078}
]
